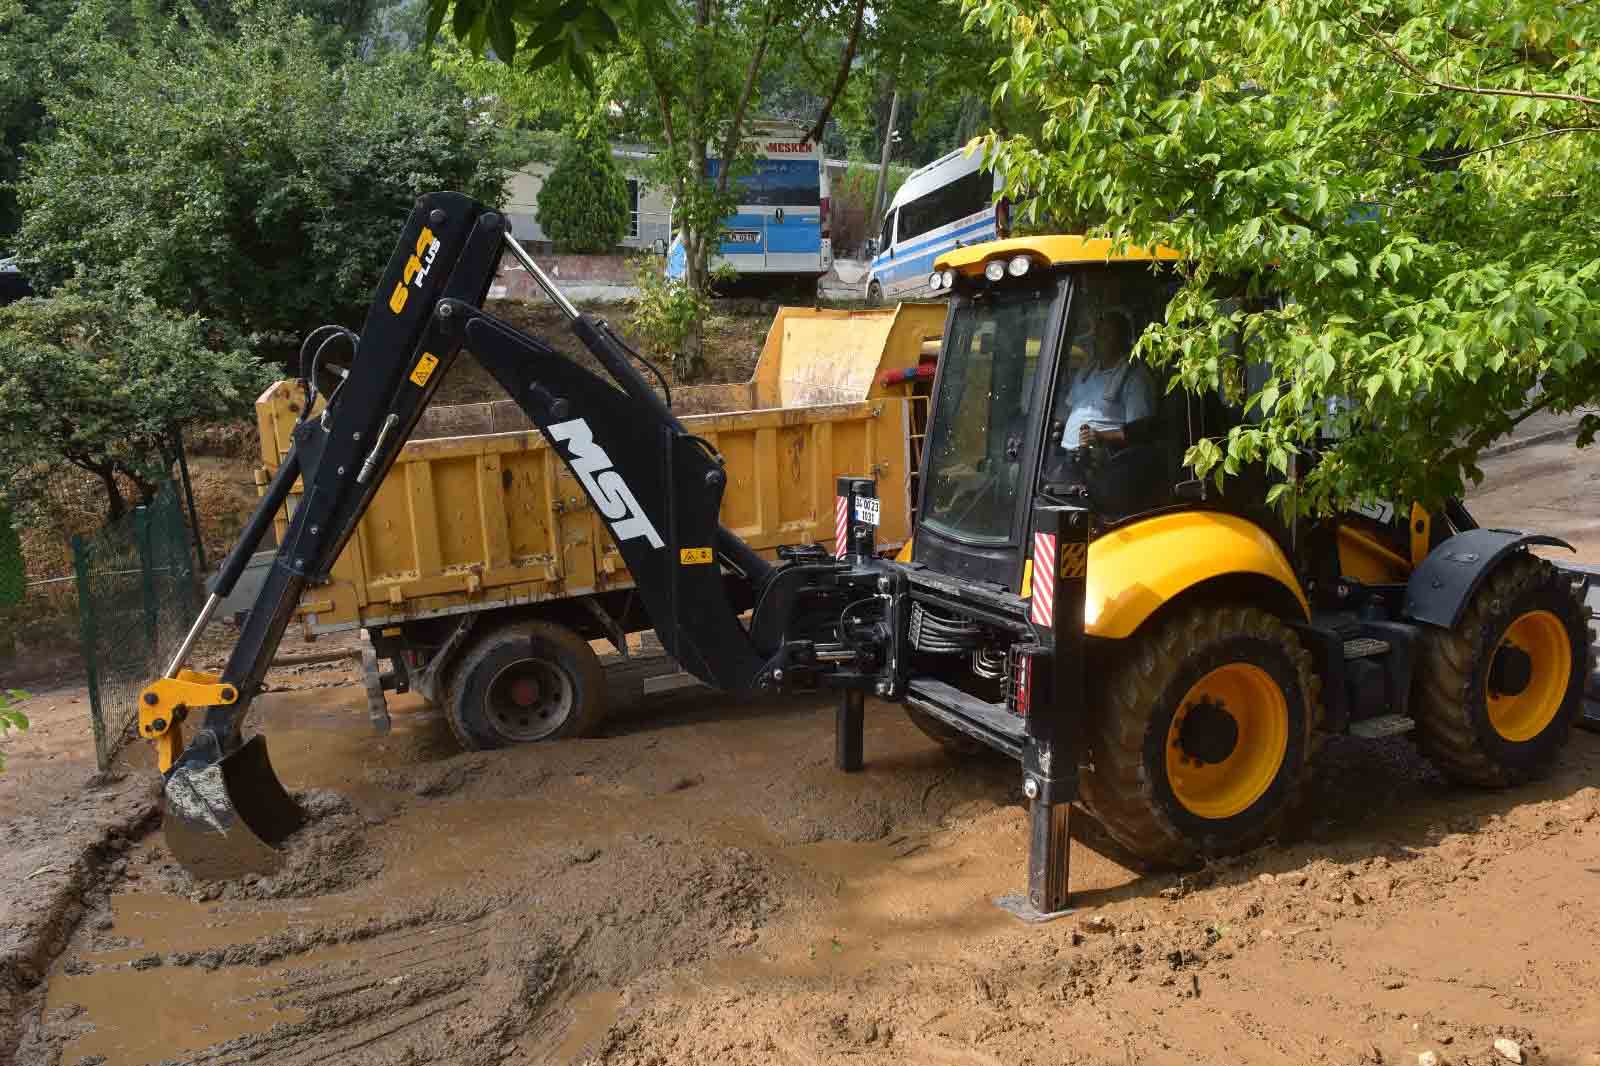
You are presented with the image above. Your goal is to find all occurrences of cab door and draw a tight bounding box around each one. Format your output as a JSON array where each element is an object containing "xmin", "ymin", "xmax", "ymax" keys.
[{"xmin": 911, "ymin": 276, "xmax": 1068, "ymax": 590}]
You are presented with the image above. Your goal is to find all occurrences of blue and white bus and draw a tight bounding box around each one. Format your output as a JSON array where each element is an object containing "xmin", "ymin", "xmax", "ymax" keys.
[
  {"xmin": 667, "ymin": 124, "xmax": 833, "ymax": 283},
  {"xmin": 864, "ymin": 145, "xmax": 1006, "ymax": 304}
]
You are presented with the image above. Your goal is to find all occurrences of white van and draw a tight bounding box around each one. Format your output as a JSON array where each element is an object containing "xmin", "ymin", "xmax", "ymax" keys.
[{"xmin": 864, "ymin": 145, "xmax": 1005, "ymax": 304}]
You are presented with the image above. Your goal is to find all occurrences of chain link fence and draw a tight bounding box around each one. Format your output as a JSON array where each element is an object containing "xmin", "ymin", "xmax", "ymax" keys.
[{"xmin": 72, "ymin": 482, "xmax": 199, "ymax": 769}]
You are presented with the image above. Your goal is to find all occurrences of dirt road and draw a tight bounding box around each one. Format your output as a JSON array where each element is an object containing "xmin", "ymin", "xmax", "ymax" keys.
[
  {"xmin": 10, "ymin": 441, "xmax": 1600, "ymax": 1066},
  {"xmin": 19, "ymin": 681, "xmax": 1600, "ymax": 1066}
]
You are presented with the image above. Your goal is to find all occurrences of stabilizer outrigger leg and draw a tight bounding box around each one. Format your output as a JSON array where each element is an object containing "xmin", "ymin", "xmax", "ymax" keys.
[{"xmin": 993, "ymin": 505, "xmax": 1089, "ymax": 922}]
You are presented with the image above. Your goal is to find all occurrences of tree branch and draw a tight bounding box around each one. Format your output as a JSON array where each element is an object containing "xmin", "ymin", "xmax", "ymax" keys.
[
  {"xmin": 638, "ymin": 37, "xmax": 677, "ymax": 157},
  {"xmin": 1352, "ymin": 6, "xmax": 1600, "ymax": 110},
  {"xmin": 805, "ymin": 0, "xmax": 869, "ymax": 144},
  {"xmin": 717, "ymin": 3, "xmax": 780, "ymax": 194},
  {"xmin": 1429, "ymin": 125, "xmax": 1600, "ymax": 161}
]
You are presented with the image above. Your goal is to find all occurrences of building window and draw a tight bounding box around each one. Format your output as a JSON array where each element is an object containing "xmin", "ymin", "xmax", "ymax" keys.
[{"xmin": 627, "ymin": 178, "xmax": 640, "ymax": 238}]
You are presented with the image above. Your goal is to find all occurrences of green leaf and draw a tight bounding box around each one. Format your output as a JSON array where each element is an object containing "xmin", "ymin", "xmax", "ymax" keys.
[
  {"xmin": 425, "ymin": 0, "xmax": 449, "ymax": 49},
  {"xmin": 489, "ymin": 1, "xmax": 519, "ymax": 63},
  {"xmin": 453, "ymin": 0, "xmax": 482, "ymax": 42}
]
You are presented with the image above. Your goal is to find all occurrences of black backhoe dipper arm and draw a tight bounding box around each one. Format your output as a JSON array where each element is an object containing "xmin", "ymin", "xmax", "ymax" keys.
[{"xmin": 141, "ymin": 193, "xmax": 799, "ymax": 879}]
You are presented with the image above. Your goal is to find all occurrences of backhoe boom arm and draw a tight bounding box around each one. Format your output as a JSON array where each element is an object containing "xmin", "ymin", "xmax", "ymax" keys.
[{"xmin": 146, "ymin": 192, "xmax": 853, "ymax": 880}]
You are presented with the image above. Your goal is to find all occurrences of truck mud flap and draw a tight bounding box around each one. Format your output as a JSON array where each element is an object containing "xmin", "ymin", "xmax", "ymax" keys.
[{"xmin": 162, "ymin": 735, "xmax": 304, "ymax": 880}]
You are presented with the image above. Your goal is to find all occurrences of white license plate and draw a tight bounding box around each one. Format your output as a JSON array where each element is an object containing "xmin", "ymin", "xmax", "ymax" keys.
[
  {"xmin": 723, "ymin": 230, "xmax": 761, "ymax": 244},
  {"xmin": 854, "ymin": 497, "xmax": 880, "ymax": 526}
]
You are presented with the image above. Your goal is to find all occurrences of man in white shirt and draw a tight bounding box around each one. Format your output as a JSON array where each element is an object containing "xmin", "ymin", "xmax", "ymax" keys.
[{"xmin": 1061, "ymin": 309, "xmax": 1155, "ymax": 451}]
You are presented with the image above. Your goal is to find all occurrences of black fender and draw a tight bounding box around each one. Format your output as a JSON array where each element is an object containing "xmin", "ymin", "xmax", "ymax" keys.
[{"xmin": 1403, "ymin": 528, "xmax": 1574, "ymax": 628}]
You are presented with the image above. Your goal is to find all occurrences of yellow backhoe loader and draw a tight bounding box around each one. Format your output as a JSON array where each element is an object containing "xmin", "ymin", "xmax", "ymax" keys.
[{"xmin": 140, "ymin": 197, "xmax": 1590, "ymax": 919}]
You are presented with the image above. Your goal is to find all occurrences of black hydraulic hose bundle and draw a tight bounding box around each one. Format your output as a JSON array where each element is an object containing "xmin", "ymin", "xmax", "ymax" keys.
[{"xmin": 296, "ymin": 324, "xmax": 361, "ymax": 423}]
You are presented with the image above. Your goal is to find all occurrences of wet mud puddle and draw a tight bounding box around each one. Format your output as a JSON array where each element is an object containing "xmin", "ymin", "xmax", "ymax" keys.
[{"xmin": 37, "ymin": 684, "xmax": 1147, "ymax": 1066}]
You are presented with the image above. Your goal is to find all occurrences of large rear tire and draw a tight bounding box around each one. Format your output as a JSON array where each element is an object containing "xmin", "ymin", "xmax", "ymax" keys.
[
  {"xmin": 1414, "ymin": 553, "xmax": 1589, "ymax": 786},
  {"xmin": 446, "ymin": 621, "xmax": 607, "ymax": 750},
  {"xmin": 1080, "ymin": 605, "xmax": 1319, "ymax": 867}
]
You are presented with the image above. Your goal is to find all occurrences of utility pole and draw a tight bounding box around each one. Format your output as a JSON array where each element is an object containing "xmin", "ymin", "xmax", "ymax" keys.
[{"xmin": 869, "ymin": 72, "xmax": 901, "ymax": 241}]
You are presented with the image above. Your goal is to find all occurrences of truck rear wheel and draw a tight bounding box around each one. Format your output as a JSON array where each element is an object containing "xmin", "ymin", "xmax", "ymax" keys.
[
  {"xmin": 1414, "ymin": 554, "xmax": 1588, "ymax": 786},
  {"xmin": 1080, "ymin": 604, "xmax": 1318, "ymax": 867},
  {"xmin": 446, "ymin": 621, "xmax": 606, "ymax": 750}
]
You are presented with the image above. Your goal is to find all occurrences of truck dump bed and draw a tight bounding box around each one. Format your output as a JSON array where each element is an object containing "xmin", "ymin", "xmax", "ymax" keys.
[{"xmin": 256, "ymin": 303, "xmax": 944, "ymax": 635}]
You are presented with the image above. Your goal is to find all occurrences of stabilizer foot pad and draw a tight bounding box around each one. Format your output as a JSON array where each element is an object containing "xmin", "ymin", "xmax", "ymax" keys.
[{"xmin": 993, "ymin": 894, "xmax": 1077, "ymax": 924}]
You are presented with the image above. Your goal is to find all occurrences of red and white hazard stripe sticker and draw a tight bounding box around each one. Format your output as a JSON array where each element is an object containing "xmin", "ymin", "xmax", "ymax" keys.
[
  {"xmin": 835, "ymin": 494, "xmax": 849, "ymax": 557},
  {"xmin": 1029, "ymin": 531, "xmax": 1057, "ymax": 627}
]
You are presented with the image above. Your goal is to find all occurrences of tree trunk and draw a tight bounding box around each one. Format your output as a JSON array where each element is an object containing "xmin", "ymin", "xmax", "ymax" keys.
[
  {"xmin": 870, "ymin": 76, "xmax": 902, "ymax": 241},
  {"xmin": 678, "ymin": 227, "xmax": 709, "ymax": 381},
  {"xmin": 96, "ymin": 466, "xmax": 127, "ymax": 523}
]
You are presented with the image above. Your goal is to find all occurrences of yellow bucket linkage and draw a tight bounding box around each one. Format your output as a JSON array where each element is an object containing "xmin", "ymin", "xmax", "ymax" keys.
[{"xmin": 138, "ymin": 670, "xmax": 238, "ymax": 773}]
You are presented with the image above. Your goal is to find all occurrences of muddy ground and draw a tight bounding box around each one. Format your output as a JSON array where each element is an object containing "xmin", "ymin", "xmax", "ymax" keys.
[{"xmin": 6, "ymin": 439, "xmax": 1600, "ymax": 1066}]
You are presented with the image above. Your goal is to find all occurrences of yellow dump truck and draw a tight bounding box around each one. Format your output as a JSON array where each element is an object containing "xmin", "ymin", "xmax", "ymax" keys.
[{"xmin": 253, "ymin": 303, "xmax": 942, "ymax": 748}]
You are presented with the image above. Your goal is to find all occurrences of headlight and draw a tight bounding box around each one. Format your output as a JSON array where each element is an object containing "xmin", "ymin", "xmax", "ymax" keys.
[
  {"xmin": 1007, "ymin": 255, "xmax": 1032, "ymax": 277},
  {"xmin": 928, "ymin": 271, "xmax": 944, "ymax": 290},
  {"xmin": 984, "ymin": 260, "xmax": 1006, "ymax": 282},
  {"xmin": 941, "ymin": 269, "xmax": 956, "ymax": 289}
]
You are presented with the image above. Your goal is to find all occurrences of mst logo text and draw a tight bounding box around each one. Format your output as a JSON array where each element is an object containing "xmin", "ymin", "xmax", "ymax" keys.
[{"xmin": 549, "ymin": 418, "xmax": 664, "ymax": 549}]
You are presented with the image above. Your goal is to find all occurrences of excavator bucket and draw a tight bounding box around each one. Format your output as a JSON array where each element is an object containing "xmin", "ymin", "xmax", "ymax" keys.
[{"xmin": 161, "ymin": 735, "xmax": 304, "ymax": 881}]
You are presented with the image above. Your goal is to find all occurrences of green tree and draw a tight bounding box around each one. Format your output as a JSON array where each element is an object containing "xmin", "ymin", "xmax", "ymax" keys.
[
  {"xmin": 14, "ymin": 2, "xmax": 506, "ymax": 349},
  {"xmin": 422, "ymin": 0, "xmax": 669, "ymax": 85},
  {"xmin": 537, "ymin": 124, "xmax": 631, "ymax": 253},
  {"xmin": 1, "ymin": 0, "xmax": 383, "ymax": 242},
  {"xmin": 428, "ymin": 0, "xmax": 867, "ymax": 378},
  {"xmin": 966, "ymin": 0, "xmax": 1600, "ymax": 513},
  {"xmin": 0, "ymin": 287, "xmax": 272, "ymax": 520},
  {"xmin": 0, "ymin": 0, "xmax": 73, "ymax": 241}
]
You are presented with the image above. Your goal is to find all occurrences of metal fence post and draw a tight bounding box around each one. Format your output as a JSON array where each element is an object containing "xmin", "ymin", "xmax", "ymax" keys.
[
  {"xmin": 71, "ymin": 532, "xmax": 107, "ymax": 766},
  {"xmin": 172, "ymin": 426, "xmax": 207, "ymax": 574},
  {"xmin": 135, "ymin": 504, "xmax": 157, "ymax": 661}
]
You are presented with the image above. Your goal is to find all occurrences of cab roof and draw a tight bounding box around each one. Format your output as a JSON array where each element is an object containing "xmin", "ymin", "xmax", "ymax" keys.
[{"xmin": 935, "ymin": 235, "xmax": 1182, "ymax": 273}]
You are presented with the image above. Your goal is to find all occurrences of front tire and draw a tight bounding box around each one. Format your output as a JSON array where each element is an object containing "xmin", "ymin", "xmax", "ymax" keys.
[
  {"xmin": 865, "ymin": 280, "xmax": 883, "ymax": 307},
  {"xmin": 1414, "ymin": 553, "xmax": 1589, "ymax": 786},
  {"xmin": 1080, "ymin": 605, "xmax": 1319, "ymax": 867},
  {"xmin": 446, "ymin": 622, "xmax": 606, "ymax": 750}
]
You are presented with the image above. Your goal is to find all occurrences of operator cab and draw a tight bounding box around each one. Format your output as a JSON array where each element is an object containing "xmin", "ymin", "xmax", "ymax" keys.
[{"xmin": 913, "ymin": 237, "xmax": 1191, "ymax": 591}]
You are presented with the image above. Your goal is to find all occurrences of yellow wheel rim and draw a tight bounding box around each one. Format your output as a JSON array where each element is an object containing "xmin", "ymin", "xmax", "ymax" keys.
[
  {"xmin": 1485, "ymin": 609, "xmax": 1571, "ymax": 743},
  {"xmin": 1165, "ymin": 663, "xmax": 1289, "ymax": 820}
]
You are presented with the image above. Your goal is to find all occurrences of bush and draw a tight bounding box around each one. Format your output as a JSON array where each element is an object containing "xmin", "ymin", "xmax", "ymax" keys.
[
  {"xmin": 14, "ymin": 1, "xmax": 506, "ymax": 349},
  {"xmin": 0, "ymin": 286, "xmax": 272, "ymax": 521},
  {"xmin": 0, "ymin": 687, "xmax": 28, "ymax": 771},
  {"xmin": 629, "ymin": 255, "xmax": 712, "ymax": 380},
  {"xmin": 537, "ymin": 125, "xmax": 630, "ymax": 254}
]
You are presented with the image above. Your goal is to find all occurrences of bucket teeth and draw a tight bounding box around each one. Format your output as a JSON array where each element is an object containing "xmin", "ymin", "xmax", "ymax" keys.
[{"xmin": 162, "ymin": 735, "xmax": 304, "ymax": 881}]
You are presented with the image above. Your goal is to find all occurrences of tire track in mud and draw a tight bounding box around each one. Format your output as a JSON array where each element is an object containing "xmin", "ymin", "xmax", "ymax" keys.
[
  {"xmin": 196, "ymin": 915, "xmax": 501, "ymax": 1066},
  {"xmin": 38, "ymin": 801, "xmax": 782, "ymax": 1066}
]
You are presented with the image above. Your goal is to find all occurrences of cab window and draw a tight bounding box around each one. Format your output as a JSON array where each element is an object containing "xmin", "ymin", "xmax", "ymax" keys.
[{"xmin": 921, "ymin": 281, "xmax": 1057, "ymax": 544}]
